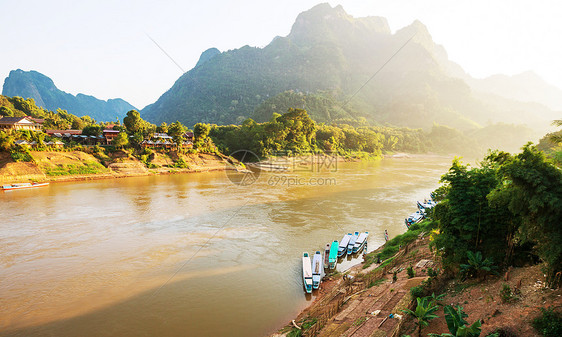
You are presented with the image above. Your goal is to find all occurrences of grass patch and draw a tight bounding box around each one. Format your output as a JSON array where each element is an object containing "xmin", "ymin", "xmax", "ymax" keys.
[
  {"xmin": 45, "ymin": 162, "xmax": 108, "ymax": 176},
  {"xmin": 353, "ymin": 316, "xmax": 367, "ymax": 326},
  {"xmin": 368, "ymin": 278, "xmax": 386, "ymax": 288},
  {"xmin": 363, "ymin": 220, "xmax": 436, "ymax": 268}
]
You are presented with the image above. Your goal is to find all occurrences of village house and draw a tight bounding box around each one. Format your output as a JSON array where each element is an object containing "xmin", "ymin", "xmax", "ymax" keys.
[
  {"xmin": 103, "ymin": 129, "xmax": 120, "ymax": 144},
  {"xmin": 0, "ymin": 116, "xmax": 42, "ymax": 131}
]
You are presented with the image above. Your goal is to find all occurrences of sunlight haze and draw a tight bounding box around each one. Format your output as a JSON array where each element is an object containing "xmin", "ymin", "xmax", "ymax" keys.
[{"xmin": 1, "ymin": 0, "xmax": 561, "ymax": 109}]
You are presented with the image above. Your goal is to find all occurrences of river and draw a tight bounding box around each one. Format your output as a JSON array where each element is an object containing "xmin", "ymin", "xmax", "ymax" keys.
[{"xmin": 0, "ymin": 155, "xmax": 453, "ymax": 337}]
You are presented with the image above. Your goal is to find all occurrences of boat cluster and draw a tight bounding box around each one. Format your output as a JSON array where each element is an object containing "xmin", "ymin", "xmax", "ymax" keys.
[
  {"xmin": 404, "ymin": 195, "xmax": 437, "ymax": 228},
  {"xmin": 302, "ymin": 231, "xmax": 369, "ymax": 293}
]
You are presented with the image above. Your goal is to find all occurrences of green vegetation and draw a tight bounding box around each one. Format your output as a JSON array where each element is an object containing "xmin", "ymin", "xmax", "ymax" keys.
[
  {"xmin": 45, "ymin": 162, "xmax": 108, "ymax": 176},
  {"xmin": 401, "ymin": 296, "xmax": 440, "ymax": 336},
  {"xmin": 2, "ymin": 69, "xmax": 134, "ymax": 121},
  {"xmin": 363, "ymin": 220, "xmax": 435, "ymax": 269},
  {"xmin": 532, "ymin": 307, "xmax": 562, "ymax": 337},
  {"xmin": 406, "ymin": 265, "xmax": 415, "ymax": 278},
  {"xmin": 459, "ymin": 251, "xmax": 499, "ymax": 281},
  {"xmin": 499, "ymin": 283, "xmax": 518, "ymax": 303},
  {"xmin": 428, "ymin": 305, "xmax": 482, "ymax": 337},
  {"xmin": 10, "ymin": 149, "xmax": 34, "ymax": 162},
  {"xmin": 432, "ymin": 145, "xmax": 562, "ymax": 288}
]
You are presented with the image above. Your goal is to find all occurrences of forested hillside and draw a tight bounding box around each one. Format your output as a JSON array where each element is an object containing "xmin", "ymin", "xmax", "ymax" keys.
[
  {"xmin": 2, "ymin": 69, "xmax": 135, "ymax": 122},
  {"xmin": 141, "ymin": 3, "xmax": 557, "ymax": 136}
]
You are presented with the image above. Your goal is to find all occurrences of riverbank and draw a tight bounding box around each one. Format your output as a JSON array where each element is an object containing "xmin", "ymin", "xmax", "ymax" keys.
[
  {"xmin": 274, "ymin": 224, "xmax": 562, "ymax": 337},
  {"xmin": 0, "ymin": 150, "xmax": 235, "ymax": 184},
  {"xmin": 0, "ymin": 149, "xmax": 385, "ymax": 185}
]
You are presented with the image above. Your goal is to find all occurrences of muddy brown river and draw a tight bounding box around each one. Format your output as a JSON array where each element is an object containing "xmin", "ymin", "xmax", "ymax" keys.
[{"xmin": 0, "ymin": 155, "xmax": 454, "ymax": 336}]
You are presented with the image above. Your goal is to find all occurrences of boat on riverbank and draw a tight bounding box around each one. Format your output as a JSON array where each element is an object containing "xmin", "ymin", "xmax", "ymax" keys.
[
  {"xmin": 312, "ymin": 251, "xmax": 323, "ymax": 289},
  {"xmin": 405, "ymin": 210, "xmax": 425, "ymax": 228},
  {"xmin": 417, "ymin": 199, "xmax": 437, "ymax": 211},
  {"xmin": 328, "ymin": 241, "xmax": 338, "ymax": 269},
  {"xmin": 338, "ymin": 233, "xmax": 352, "ymax": 257},
  {"xmin": 347, "ymin": 231, "xmax": 359, "ymax": 254},
  {"xmin": 302, "ymin": 252, "xmax": 313, "ymax": 293},
  {"xmin": 353, "ymin": 232, "xmax": 369, "ymax": 253},
  {"xmin": 1, "ymin": 182, "xmax": 49, "ymax": 191},
  {"xmin": 323, "ymin": 243, "xmax": 330, "ymax": 269}
]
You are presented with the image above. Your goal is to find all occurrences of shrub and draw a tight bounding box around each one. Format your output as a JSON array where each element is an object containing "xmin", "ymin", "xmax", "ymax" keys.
[
  {"xmin": 500, "ymin": 284, "xmax": 518, "ymax": 303},
  {"xmin": 407, "ymin": 265, "xmax": 415, "ymax": 278},
  {"xmin": 410, "ymin": 286, "xmax": 424, "ymax": 299},
  {"xmin": 10, "ymin": 150, "xmax": 33, "ymax": 162},
  {"xmin": 532, "ymin": 307, "xmax": 562, "ymax": 337}
]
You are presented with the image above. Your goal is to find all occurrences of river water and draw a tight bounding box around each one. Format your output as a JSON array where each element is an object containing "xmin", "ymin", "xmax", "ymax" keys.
[{"xmin": 0, "ymin": 155, "xmax": 453, "ymax": 337}]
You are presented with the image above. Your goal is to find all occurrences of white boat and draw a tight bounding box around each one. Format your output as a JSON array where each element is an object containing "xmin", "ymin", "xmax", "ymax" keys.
[
  {"xmin": 347, "ymin": 231, "xmax": 359, "ymax": 255},
  {"xmin": 405, "ymin": 210, "xmax": 424, "ymax": 228},
  {"xmin": 312, "ymin": 251, "xmax": 323, "ymax": 289},
  {"xmin": 302, "ymin": 252, "xmax": 313, "ymax": 293},
  {"xmin": 338, "ymin": 233, "xmax": 352, "ymax": 257},
  {"xmin": 353, "ymin": 232, "xmax": 369, "ymax": 253},
  {"xmin": 417, "ymin": 199, "xmax": 437, "ymax": 211},
  {"xmin": 1, "ymin": 182, "xmax": 49, "ymax": 191}
]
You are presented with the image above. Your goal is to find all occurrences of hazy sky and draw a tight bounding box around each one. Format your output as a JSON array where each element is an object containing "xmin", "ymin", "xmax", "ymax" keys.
[{"xmin": 1, "ymin": 0, "xmax": 561, "ymax": 109}]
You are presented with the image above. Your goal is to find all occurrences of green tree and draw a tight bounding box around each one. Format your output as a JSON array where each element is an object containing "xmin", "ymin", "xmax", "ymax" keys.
[
  {"xmin": 112, "ymin": 132, "xmax": 129, "ymax": 149},
  {"xmin": 491, "ymin": 144, "xmax": 562, "ymax": 287},
  {"xmin": 123, "ymin": 110, "xmax": 145, "ymax": 134},
  {"xmin": 402, "ymin": 296, "xmax": 440, "ymax": 336},
  {"xmin": 432, "ymin": 158, "xmax": 513, "ymax": 267},
  {"xmin": 157, "ymin": 122, "xmax": 169, "ymax": 134},
  {"xmin": 0, "ymin": 131, "xmax": 15, "ymax": 151}
]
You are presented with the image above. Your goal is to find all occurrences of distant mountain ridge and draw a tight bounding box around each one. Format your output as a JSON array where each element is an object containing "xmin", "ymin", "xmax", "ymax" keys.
[
  {"xmin": 2, "ymin": 69, "xmax": 135, "ymax": 121},
  {"xmin": 139, "ymin": 3, "xmax": 559, "ymax": 133},
  {"xmin": 465, "ymin": 71, "xmax": 562, "ymax": 111}
]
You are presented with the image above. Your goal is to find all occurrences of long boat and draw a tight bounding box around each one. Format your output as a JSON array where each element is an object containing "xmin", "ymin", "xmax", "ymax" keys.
[
  {"xmin": 338, "ymin": 233, "xmax": 352, "ymax": 257},
  {"xmin": 1, "ymin": 182, "xmax": 49, "ymax": 191},
  {"xmin": 347, "ymin": 231, "xmax": 359, "ymax": 255},
  {"xmin": 405, "ymin": 210, "xmax": 424, "ymax": 228},
  {"xmin": 323, "ymin": 243, "xmax": 330, "ymax": 269},
  {"xmin": 353, "ymin": 232, "xmax": 369, "ymax": 253},
  {"xmin": 302, "ymin": 252, "xmax": 313, "ymax": 293},
  {"xmin": 417, "ymin": 199, "xmax": 437, "ymax": 211},
  {"xmin": 312, "ymin": 251, "xmax": 323, "ymax": 290},
  {"xmin": 328, "ymin": 240, "xmax": 338, "ymax": 269}
]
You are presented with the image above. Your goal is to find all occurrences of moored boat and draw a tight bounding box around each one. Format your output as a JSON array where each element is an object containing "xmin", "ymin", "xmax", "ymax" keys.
[
  {"xmin": 302, "ymin": 252, "xmax": 313, "ymax": 293},
  {"xmin": 1, "ymin": 182, "xmax": 49, "ymax": 191},
  {"xmin": 405, "ymin": 210, "xmax": 424, "ymax": 228},
  {"xmin": 338, "ymin": 233, "xmax": 352, "ymax": 257},
  {"xmin": 417, "ymin": 199, "xmax": 437, "ymax": 211},
  {"xmin": 347, "ymin": 231, "xmax": 359, "ymax": 255},
  {"xmin": 312, "ymin": 251, "xmax": 323, "ymax": 289},
  {"xmin": 323, "ymin": 243, "xmax": 330, "ymax": 269},
  {"xmin": 353, "ymin": 232, "xmax": 369, "ymax": 253},
  {"xmin": 328, "ymin": 240, "xmax": 338, "ymax": 269}
]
